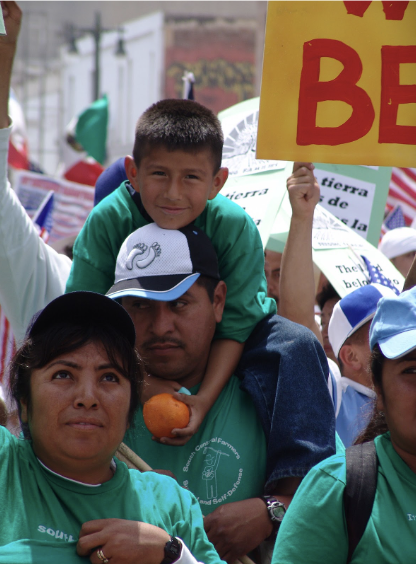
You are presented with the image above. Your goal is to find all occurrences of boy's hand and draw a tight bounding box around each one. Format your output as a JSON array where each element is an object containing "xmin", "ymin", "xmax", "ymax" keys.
[
  {"xmin": 0, "ymin": 2, "xmax": 22, "ymax": 46},
  {"xmin": 154, "ymin": 392, "xmax": 206, "ymax": 446},
  {"xmin": 140, "ymin": 373, "xmax": 181, "ymax": 404},
  {"xmin": 286, "ymin": 162, "xmax": 320, "ymax": 220}
]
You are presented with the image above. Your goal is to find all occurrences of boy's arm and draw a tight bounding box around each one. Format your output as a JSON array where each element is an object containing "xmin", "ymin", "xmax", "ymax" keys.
[
  {"xmin": 279, "ymin": 162, "xmax": 323, "ymax": 344},
  {"xmin": 0, "ymin": 1, "xmax": 20, "ymax": 126},
  {"xmin": 160, "ymin": 339, "xmax": 244, "ymax": 446}
]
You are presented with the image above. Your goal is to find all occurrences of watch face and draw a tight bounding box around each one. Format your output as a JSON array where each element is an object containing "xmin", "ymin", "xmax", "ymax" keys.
[{"xmin": 272, "ymin": 504, "xmax": 286, "ymax": 521}]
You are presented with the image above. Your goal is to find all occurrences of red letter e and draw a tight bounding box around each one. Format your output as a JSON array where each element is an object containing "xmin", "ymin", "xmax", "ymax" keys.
[{"xmin": 379, "ymin": 45, "xmax": 416, "ymax": 145}]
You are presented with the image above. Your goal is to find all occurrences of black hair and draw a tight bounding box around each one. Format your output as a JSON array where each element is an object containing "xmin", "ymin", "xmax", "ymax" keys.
[
  {"xmin": 9, "ymin": 320, "xmax": 144, "ymax": 439},
  {"xmin": 195, "ymin": 275, "xmax": 220, "ymax": 303},
  {"xmin": 316, "ymin": 283, "xmax": 340, "ymax": 311},
  {"xmin": 132, "ymin": 99, "xmax": 224, "ymax": 173},
  {"xmin": 354, "ymin": 344, "xmax": 388, "ymax": 444}
]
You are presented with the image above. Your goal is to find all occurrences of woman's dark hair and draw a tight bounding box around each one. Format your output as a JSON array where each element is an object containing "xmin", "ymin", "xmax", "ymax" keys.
[
  {"xmin": 354, "ymin": 344, "xmax": 388, "ymax": 444},
  {"xmin": 316, "ymin": 283, "xmax": 340, "ymax": 311},
  {"xmin": 9, "ymin": 320, "xmax": 144, "ymax": 439}
]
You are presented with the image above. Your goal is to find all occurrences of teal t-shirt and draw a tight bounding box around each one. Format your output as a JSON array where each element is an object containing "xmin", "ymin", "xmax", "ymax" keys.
[
  {"xmin": 272, "ymin": 433, "xmax": 416, "ymax": 564},
  {"xmin": 65, "ymin": 183, "xmax": 276, "ymax": 342},
  {"xmin": 0, "ymin": 426, "xmax": 222, "ymax": 564},
  {"xmin": 123, "ymin": 376, "xmax": 267, "ymax": 514}
]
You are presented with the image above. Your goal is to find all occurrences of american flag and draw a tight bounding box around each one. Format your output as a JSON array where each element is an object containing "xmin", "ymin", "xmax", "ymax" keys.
[
  {"xmin": 361, "ymin": 255, "xmax": 400, "ymax": 295},
  {"xmin": 387, "ymin": 168, "xmax": 416, "ymax": 226}
]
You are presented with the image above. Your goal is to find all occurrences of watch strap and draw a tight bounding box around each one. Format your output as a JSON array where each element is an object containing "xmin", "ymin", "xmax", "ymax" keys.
[
  {"xmin": 161, "ymin": 536, "xmax": 182, "ymax": 564},
  {"xmin": 260, "ymin": 495, "xmax": 286, "ymax": 540}
]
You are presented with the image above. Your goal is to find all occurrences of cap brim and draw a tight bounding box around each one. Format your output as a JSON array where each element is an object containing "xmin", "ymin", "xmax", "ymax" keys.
[
  {"xmin": 27, "ymin": 292, "xmax": 136, "ymax": 347},
  {"xmin": 378, "ymin": 328, "xmax": 416, "ymax": 359},
  {"xmin": 106, "ymin": 273, "xmax": 200, "ymax": 302}
]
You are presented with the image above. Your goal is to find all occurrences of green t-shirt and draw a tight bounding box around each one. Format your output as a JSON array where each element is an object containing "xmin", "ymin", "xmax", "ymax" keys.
[
  {"xmin": 65, "ymin": 183, "xmax": 276, "ymax": 342},
  {"xmin": 0, "ymin": 426, "xmax": 222, "ymax": 564},
  {"xmin": 124, "ymin": 376, "xmax": 267, "ymax": 514},
  {"xmin": 272, "ymin": 433, "xmax": 416, "ymax": 564}
]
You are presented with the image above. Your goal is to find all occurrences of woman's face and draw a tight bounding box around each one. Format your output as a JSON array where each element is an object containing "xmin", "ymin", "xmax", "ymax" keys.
[
  {"xmin": 378, "ymin": 351, "xmax": 416, "ymax": 471},
  {"xmin": 21, "ymin": 341, "xmax": 131, "ymax": 483}
]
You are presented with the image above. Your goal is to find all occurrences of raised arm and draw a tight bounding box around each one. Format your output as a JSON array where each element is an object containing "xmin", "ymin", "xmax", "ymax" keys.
[
  {"xmin": 278, "ymin": 162, "xmax": 323, "ymax": 343},
  {"xmin": 0, "ymin": 2, "xmax": 71, "ymax": 342}
]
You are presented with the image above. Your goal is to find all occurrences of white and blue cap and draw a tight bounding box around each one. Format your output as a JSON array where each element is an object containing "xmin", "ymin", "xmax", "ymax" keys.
[
  {"xmin": 328, "ymin": 283, "xmax": 397, "ymax": 359},
  {"xmin": 370, "ymin": 287, "xmax": 416, "ymax": 358},
  {"xmin": 106, "ymin": 223, "xmax": 220, "ymax": 301}
]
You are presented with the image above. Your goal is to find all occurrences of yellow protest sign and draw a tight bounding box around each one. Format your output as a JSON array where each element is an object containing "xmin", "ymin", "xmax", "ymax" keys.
[{"xmin": 257, "ymin": 1, "xmax": 416, "ymax": 167}]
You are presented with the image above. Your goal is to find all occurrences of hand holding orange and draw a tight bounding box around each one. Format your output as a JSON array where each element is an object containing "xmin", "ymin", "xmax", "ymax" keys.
[{"xmin": 143, "ymin": 393, "xmax": 190, "ymax": 438}]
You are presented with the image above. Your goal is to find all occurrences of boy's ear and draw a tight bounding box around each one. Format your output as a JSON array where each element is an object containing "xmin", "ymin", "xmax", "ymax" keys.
[
  {"xmin": 125, "ymin": 156, "xmax": 140, "ymax": 193},
  {"xmin": 208, "ymin": 167, "xmax": 228, "ymax": 200}
]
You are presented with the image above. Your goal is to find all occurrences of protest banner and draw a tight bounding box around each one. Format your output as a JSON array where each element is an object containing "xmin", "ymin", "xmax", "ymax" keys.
[
  {"xmin": 314, "ymin": 163, "xmax": 391, "ymax": 246},
  {"xmin": 219, "ymin": 98, "xmax": 293, "ymax": 247},
  {"xmin": 268, "ymin": 194, "xmax": 404, "ymax": 298},
  {"xmin": 14, "ymin": 171, "xmax": 94, "ymax": 244},
  {"xmin": 257, "ymin": 1, "xmax": 416, "ymax": 167}
]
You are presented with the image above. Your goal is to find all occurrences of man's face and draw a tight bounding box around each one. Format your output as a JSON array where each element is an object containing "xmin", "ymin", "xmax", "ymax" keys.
[
  {"xmin": 125, "ymin": 147, "xmax": 228, "ymax": 230},
  {"xmin": 122, "ymin": 281, "xmax": 226, "ymax": 388},
  {"xmin": 264, "ymin": 250, "xmax": 282, "ymax": 305},
  {"xmin": 391, "ymin": 250, "xmax": 416, "ymax": 278}
]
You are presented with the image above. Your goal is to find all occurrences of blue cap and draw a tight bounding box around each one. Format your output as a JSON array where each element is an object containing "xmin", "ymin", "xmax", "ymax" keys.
[
  {"xmin": 94, "ymin": 157, "xmax": 127, "ymax": 206},
  {"xmin": 328, "ymin": 283, "xmax": 397, "ymax": 358},
  {"xmin": 370, "ymin": 287, "xmax": 416, "ymax": 358}
]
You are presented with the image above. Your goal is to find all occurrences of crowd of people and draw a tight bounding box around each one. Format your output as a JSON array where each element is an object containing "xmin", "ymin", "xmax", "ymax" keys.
[{"xmin": 1, "ymin": 2, "xmax": 416, "ymax": 564}]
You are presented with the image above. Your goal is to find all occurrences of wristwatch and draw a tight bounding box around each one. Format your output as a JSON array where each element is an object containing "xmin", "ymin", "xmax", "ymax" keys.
[
  {"xmin": 161, "ymin": 536, "xmax": 182, "ymax": 564},
  {"xmin": 260, "ymin": 495, "xmax": 287, "ymax": 539}
]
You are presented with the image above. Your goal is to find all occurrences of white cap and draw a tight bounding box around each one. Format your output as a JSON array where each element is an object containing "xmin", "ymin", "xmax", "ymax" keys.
[
  {"xmin": 328, "ymin": 283, "xmax": 397, "ymax": 359},
  {"xmin": 378, "ymin": 227, "xmax": 416, "ymax": 260}
]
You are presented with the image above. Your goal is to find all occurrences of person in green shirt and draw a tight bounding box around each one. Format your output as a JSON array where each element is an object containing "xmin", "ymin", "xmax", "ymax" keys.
[
  {"xmin": 271, "ymin": 286, "xmax": 416, "ymax": 564},
  {"xmin": 0, "ymin": 287, "xmax": 222, "ymax": 564}
]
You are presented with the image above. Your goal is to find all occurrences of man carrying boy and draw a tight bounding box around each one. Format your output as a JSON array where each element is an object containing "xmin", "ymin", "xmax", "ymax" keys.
[
  {"xmin": 106, "ymin": 222, "xmax": 336, "ymax": 563},
  {"xmin": 66, "ymin": 101, "xmax": 336, "ymax": 472}
]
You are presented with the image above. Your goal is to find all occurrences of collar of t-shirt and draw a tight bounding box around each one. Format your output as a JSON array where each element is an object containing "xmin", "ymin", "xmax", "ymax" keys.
[{"xmin": 37, "ymin": 458, "xmax": 117, "ymax": 487}]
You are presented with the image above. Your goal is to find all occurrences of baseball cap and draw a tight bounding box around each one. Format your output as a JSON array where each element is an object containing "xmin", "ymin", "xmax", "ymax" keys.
[
  {"xmin": 370, "ymin": 287, "xmax": 416, "ymax": 359},
  {"xmin": 328, "ymin": 283, "xmax": 397, "ymax": 359},
  {"xmin": 106, "ymin": 223, "xmax": 220, "ymax": 302},
  {"xmin": 26, "ymin": 291, "xmax": 136, "ymax": 346},
  {"xmin": 378, "ymin": 227, "xmax": 416, "ymax": 260}
]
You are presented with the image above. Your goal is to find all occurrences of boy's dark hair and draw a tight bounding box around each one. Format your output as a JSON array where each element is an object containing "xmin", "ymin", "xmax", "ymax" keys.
[
  {"xmin": 9, "ymin": 320, "xmax": 144, "ymax": 439},
  {"xmin": 132, "ymin": 99, "xmax": 224, "ymax": 173}
]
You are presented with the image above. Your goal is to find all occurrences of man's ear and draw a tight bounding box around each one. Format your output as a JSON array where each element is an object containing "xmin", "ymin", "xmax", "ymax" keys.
[
  {"xmin": 20, "ymin": 399, "xmax": 28, "ymax": 424},
  {"xmin": 208, "ymin": 167, "xmax": 228, "ymax": 200},
  {"xmin": 339, "ymin": 344, "xmax": 363, "ymax": 372},
  {"xmin": 212, "ymin": 281, "xmax": 227, "ymax": 323},
  {"xmin": 125, "ymin": 156, "xmax": 140, "ymax": 193}
]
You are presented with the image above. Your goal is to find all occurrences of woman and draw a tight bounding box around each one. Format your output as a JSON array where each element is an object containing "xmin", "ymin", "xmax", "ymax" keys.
[
  {"xmin": 0, "ymin": 291, "xmax": 222, "ymax": 564},
  {"xmin": 271, "ymin": 287, "xmax": 416, "ymax": 564}
]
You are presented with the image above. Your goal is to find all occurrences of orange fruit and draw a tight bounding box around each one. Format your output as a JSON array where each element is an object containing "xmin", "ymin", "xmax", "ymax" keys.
[{"xmin": 143, "ymin": 393, "xmax": 190, "ymax": 438}]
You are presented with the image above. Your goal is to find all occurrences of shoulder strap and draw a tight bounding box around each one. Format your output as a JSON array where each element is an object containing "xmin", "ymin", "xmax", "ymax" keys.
[{"xmin": 344, "ymin": 441, "xmax": 378, "ymax": 563}]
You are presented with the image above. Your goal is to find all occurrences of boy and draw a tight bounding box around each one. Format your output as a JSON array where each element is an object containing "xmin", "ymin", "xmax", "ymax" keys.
[
  {"xmin": 66, "ymin": 99, "xmax": 275, "ymax": 442},
  {"xmin": 66, "ymin": 102, "xmax": 335, "ymax": 483}
]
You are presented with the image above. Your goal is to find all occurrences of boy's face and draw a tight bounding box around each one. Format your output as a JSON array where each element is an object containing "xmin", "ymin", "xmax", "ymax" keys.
[{"xmin": 125, "ymin": 147, "xmax": 228, "ymax": 229}]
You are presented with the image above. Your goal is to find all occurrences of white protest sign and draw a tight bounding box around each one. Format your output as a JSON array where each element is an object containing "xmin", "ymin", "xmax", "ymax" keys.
[
  {"xmin": 268, "ymin": 193, "xmax": 404, "ymax": 297},
  {"xmin": 312, "ymin": 164, "xmax": 391, "ymax": 246},
  {"xmin": 218, "ymin": 97, "xmax": 292, "ymax": 248}
]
